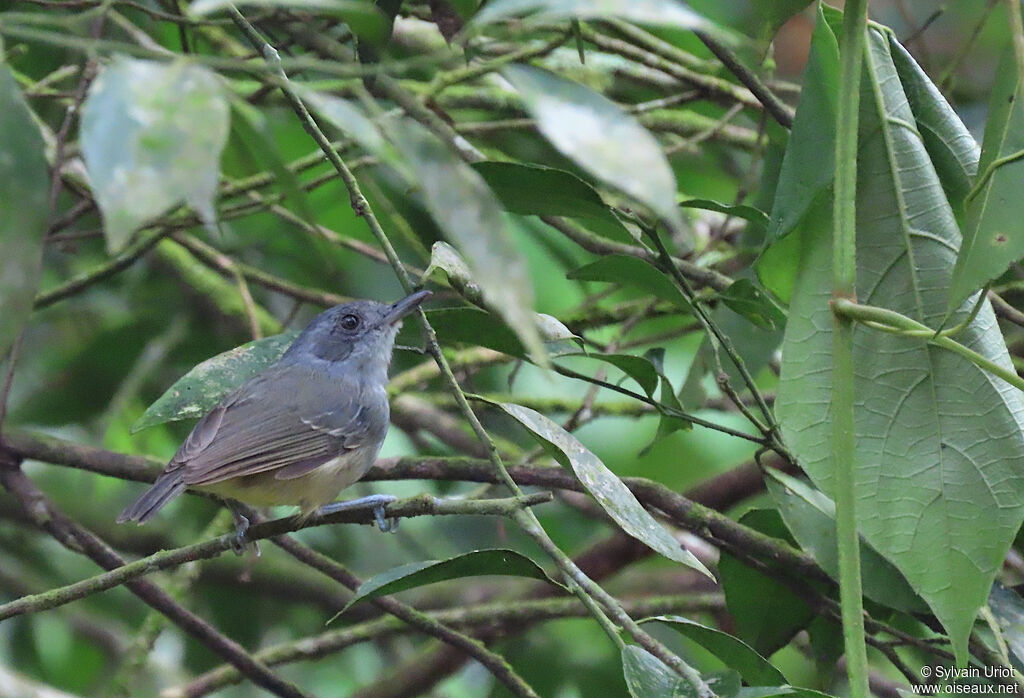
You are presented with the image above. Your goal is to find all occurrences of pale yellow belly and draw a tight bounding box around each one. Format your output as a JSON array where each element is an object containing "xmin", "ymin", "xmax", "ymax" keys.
[{"xmin": 196, "ymin": 451, "xmax": 372, "ymax": 515}]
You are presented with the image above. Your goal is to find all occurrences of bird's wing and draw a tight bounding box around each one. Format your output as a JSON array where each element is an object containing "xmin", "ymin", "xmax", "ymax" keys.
[{"xmin": 168, "ymin": 363, "xmax": 384, "ymax": 486}]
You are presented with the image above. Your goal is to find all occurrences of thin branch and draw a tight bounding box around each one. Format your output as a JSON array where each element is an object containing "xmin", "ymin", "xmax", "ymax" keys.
[{"xmin": 693, "ymin": 30, "xmax": 794, "ymax": 129}]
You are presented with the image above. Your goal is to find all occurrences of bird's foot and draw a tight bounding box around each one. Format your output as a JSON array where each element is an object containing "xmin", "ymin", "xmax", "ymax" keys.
[
  {"xmin": 227, "ymin": 505, "xmax": 261, "ymax": 557},
  {"xmin": 318, "ymin": 494, "xmax": 399, "ymax": 533}
]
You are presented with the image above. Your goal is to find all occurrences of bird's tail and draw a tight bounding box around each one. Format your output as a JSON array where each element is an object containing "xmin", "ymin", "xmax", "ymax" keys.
[{"xmin": 117, "ymin": 471, "xmax": 186, "ymax": 524}]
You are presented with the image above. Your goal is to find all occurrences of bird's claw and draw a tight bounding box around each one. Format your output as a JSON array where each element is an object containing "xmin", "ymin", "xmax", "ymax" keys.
[{"xmin": 319, "ymin": 494, "xmax": 399, "ymax": 533}]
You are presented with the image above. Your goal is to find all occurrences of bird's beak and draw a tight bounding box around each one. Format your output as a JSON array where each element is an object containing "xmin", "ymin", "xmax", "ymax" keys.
[{"xmin": 383, "ymin": 290, "xmax": 432, "ymax": 326}]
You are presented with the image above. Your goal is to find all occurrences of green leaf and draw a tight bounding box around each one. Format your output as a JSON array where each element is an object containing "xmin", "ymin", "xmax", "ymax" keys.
[
  {"xmin": 80, "ymin": 58, "xmax": 229, "ymax": 253},
  {"xmin": 338, "ymin": 549, "xmax": 561, "ymax": 614},
  {"xmin": 132, "ymin": 332, "xmax": 299, "ymax": 432},
  {"xmin": 949, "ymin": 49, "xmax": 1024, "ymax": 309},
  {"xmin": 471, "ymin": 161, "xmax": 633, "ymax": 242},
  {"xmin": 493, "ymin": 402, "xmax": 714, "ymax": 578},
  {"xmin": 764, "ymin": 471, "xmax": 926, "ymax": 613},
  {"xmin": 639, "ymin": 348, "xmax": 692, "ymax": 454},
  {"xmin": 757, "ymin": 7, "xmax": 838, "ymax": 304},
  {"xmin": 888, "ymin": 34, "xmax": 978, "ymax": 212},
  {"xmin": 621, "ymin": 645, "xmax": 685, "ymax": 698},
  {"xmin": 689, "ymin": 0, "xmax": 811, "ymax": 47},
  {"xmin": 474, "ymin": 0, "xmax": 715, "ymax": 32},
  {"xmin": 385, "ymin": 119, "xmax": 548, "ymax": 366},
  {"xmin": 0, "ymin": 64, "xmax": 49, "ymax": 359},
  {"xmin": 775, "ymin": 30, "xmax": 1024, "ymax": 663},
  {"xmin": 558, "ymin": 352, "xmax": 660, "ymax": 396},
  {"xmin": 679, "ymin": 199, "xmax": 768, "ymax": 238},
  {"xmin": 501, "ymin": 65, "xmax": 688, "ymax": 245},
  {"xmin": 643, "ymin": 616, "xmax": 786, "ymax": 686},
  {"xmin": 763, "ymin": 5, "xmax": 838, "ymax": 248},
  {"xmin": 719, "ymin": 510, "xmax": 814, "ymax": 656},
  {"xmin": 718, "ymin": 279, "xmax": 786, "ymax": 330},
  {"xmin": 567, "ymin": 255, "xmax": 690, "ymax": 309},
  {"xmin": 189, "ymin": 0, "xmax": 389, "ymax": 42}
]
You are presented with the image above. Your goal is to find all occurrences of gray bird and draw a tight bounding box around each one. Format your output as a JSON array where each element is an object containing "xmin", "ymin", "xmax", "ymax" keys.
[{"xmin": 118, "ymin": 290, "xmax": 431, "ymax": 538}]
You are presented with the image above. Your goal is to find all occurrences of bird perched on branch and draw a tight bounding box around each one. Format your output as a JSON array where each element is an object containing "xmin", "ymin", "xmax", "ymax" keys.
[{"xmin": 118, "ymin": 290, "xmax": 431, "ymax": 544}]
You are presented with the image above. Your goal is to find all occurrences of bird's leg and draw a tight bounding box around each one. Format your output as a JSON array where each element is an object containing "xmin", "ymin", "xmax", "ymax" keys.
[
  {"xmin": 318, "ymin": 494, "xmax": 399, "ymax": 533},
  {"xmin": 225, "ymin": 500, "xmax": 260, "ymax": 556}
]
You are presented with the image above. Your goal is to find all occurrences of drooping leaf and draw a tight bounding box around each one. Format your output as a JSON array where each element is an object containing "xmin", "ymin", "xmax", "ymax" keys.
[
  {"xmin": 888, "ymin": 34, "xmax": 979, "ymax": 212},
  {"xmin": 764, "ymin": 471, "xmax": 926, "ymax": 613},
  {"xmin": 471, "ymin": 161, "xmax": 632, "ymax": 241},
  {"xmin": 643, "ymin": 616, "xmax": 786, "ymax": 686},
  {"xmin": 494, "ymin": 402, "xmax": 714, "ymax": 578},
  {"xmin": 567, "ymin": 255, "xmax": 690, "ymax": 309},
  {"xmin": 132, "ymin": 332, "xmax": 299, "ymax": 432},
  {"xmin": 474, "ymin": 0, "xmax": 714, "ymax": 32},
  {"xmin": 774, "ymin": 30, "xmax": 1024, "ymax": 663},
  {"xmin": 0, "ymin": 64, "xmax": 49, "ymax": 358},
  {"xmin": 948, "ymin": 48, "xmax": 1024, "ymax": 309},
  {"xmin": 558, "ymin": 352, "xmax": 660, "ymax": 397},
  {"xmin": 639, "ymin": 348, "xmax": 692, "ymax": 453},
  {"xmin": 679, "ymin": 198, "xmax": 768, "ymax": 238},
  {"xmin": 757, "ymin": 6, "xmax": 838, "ymax": 303},
  {"xmin": 80, "ymin": 58, "xmax": 229, "ymax": 252},
  {"xmin": 689, "ymin": 0, "xmax": 811, "ymax": 48},
  {"xmin": 621, "ymin": 645, "xmax": 685, "ymax": 698},
  {"xmin": 719, "ymin": 510, "xmax": 815, "ymax": 656},
  {"xmin": 338, "ymin": 549, "xmax": 561, "ymax": 614},
  {"xmin": 190, "ymin": 0, "xmax": 389, "ymax": 42},
  {"xmin": 718, "ymin": 279, "xmax": 786, "ymax": 331},
  {"xmin": 501, "ymin": 65, "xmax": 688, "ymax": 245},
  {"xmin": 384, "ymin": 118, "xmax": 548, "ymax": 365}
]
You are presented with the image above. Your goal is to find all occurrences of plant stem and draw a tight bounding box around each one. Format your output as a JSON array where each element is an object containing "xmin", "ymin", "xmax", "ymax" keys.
[{"xmin": 831, "ymin": 0, "xmax": 871, "ymax": 696}]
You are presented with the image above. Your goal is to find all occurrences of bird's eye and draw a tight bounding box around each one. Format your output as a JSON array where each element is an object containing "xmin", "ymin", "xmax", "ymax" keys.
[{"xmin": 340, "ymin": 314, "xmax": 360, "ymax": 331}]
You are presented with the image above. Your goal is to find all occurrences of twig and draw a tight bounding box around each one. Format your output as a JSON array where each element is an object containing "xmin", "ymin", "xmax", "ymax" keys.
[{"xmin": 693, "ymin": 30, "xmax": 794, "ymax": 129}]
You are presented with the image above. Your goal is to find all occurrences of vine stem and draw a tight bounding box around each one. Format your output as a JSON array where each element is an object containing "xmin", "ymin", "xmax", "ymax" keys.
[
  {"xmin": 831, "ymin": 0, "xmax": 871, "ymax": 696},
  {"xmin": 225, "ymin": 8, "xmax": 711, "ymax": 696}
]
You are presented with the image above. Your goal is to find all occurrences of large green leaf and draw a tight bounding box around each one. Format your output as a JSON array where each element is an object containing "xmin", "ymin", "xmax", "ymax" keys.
[
  {"xmin": 80, "ymin": 58, "xmax": 229, "ymax": 253},
  {"xmin": 338, "ymin": 549, "xmax": 561, "ymax": 613},
  {"xmin": 132, "ymin": 332, "xmax": 299, "ymax": 432},
  {"xmin": 473, "ymin": 0, "xmax": 714, "ymax": 31},
  {"xmin": 758, "ymin": 6, "xmax": 838, "ymax": 303},
  {"xmin": 888, "ymin": 34, "xmax": 978, "ymax": 212},
  {"xmin": 471, "ymin": 161, "xmax": 633, "ymax": 241},
  {"xmin": 0, "ymin": 64, "xmax": 49, "ymax": 359},
  {"xmin": 774, "ymin": 30, "xmax": 1024, "ymax": 663},
  {"xmin": 764, "ymin": 471, "xmax": 925, "ymax": 613},
  {"xmin": 494, "ymin": 402, "xmax": 714, "ymax": 578},
  {"xmin": 501, "ymin": 65, "xmax": 688, "ymax": 245},
  {"xmin": 385, "ymin": 119, "xmax": 547, "ymax": 365},
  {"xmin": 567, "ymin": 255, "xmax": 690, "ymax": 309},
  {"xmin": 643, "ymin": 616, "xmax": 786, "ymax": 686},
  {"xmin": 948, "ymin": 49, "xmax": 1024, "ymax": 309}
]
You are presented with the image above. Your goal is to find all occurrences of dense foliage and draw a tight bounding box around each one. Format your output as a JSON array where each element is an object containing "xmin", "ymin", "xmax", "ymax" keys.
[{"xmin": 2, "ymin": 1, "xmax": 1024, "ymax": 697}]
